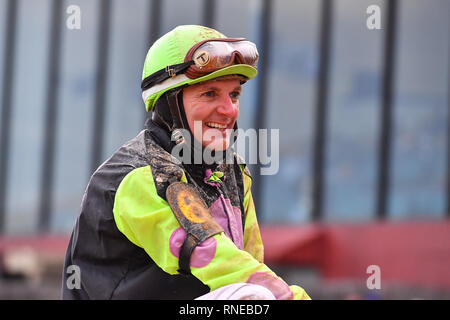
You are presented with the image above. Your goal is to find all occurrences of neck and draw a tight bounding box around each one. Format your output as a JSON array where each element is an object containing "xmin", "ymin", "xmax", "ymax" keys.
[{"xmin": 147, "ymin": 118, "xmax": 236, "ymax": 167}]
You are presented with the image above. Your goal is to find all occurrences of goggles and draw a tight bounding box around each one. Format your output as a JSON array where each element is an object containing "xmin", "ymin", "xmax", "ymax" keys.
[
  {"xmin": 141, "ymin": 38, "xmax": 258, "ymax": 91},
  {"xmin": 184, "ymin": 38, "xmax": 258, "ymax": 79}
]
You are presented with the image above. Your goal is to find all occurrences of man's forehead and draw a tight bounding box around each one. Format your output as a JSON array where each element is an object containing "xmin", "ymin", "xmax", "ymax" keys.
[{"xmin": 190, "ymin": 79, "xmax": 242, "ymax": 91}]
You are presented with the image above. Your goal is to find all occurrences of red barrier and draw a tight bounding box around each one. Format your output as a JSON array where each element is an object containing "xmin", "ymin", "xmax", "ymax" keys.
[
  {"xmin": 0, "ymin": 234, "xmax": 69, "ymax": 256},
  {"xmin": 261, "ymin": 220, "xmax": 450, "ymax": 289},
  {"xmin": 1, "ymin": 220, "xmax": 450, "ymax": 289}
]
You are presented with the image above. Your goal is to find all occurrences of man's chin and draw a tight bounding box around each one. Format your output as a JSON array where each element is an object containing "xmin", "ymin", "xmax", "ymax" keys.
[
  {"xmin": 203, "ymin": 142, "xmax": 229, "ymax": 152},
  {"xmin": 201, "ymin": 131, "xmax": 233, "ymax": 152},
  {"xmin": 202, "ymin": 136, "xmax": 232, "ymax": 152}
]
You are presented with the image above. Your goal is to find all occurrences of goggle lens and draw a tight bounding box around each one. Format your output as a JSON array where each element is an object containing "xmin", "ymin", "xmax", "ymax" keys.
[{"xmin": 185, "ymin": 39, "xmax": 258, "ymax": 78}]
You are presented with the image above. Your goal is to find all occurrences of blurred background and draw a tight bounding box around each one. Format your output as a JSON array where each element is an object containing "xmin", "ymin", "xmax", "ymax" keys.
[{"xmin": 0, "ymin": 0, "xmax": 449, "ymax": 299}]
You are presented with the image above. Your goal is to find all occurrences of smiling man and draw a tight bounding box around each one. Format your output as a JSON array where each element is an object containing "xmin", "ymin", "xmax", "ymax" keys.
[
  {"xmin": 62, "ymin": 25, "xmax": 310, "ymax": 300},
  {"xmin": 183, "ymin": 78, "xmax": 242, "ymax": 152}
]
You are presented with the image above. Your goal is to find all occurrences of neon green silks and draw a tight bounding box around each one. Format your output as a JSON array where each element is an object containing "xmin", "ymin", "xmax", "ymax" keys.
[{"xmin": 113, "ymin": 165, "xmax": 310, "ymax": 300}]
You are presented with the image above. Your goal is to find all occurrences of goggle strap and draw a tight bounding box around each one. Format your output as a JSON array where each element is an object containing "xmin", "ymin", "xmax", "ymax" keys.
[{"xmin": 141, "ymin": 61, "xmax": 194, "ymax": 90}]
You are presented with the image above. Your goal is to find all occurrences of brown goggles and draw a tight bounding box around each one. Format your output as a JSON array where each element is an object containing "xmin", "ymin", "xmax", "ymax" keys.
[{"xmin": 184, "ymin": 38, "xmax": 259, "ymax": 79}]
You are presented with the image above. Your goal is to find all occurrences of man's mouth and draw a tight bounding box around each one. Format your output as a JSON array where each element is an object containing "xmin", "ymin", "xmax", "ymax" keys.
[{"xmin": 205, "ymin": 122, "xmax": 228, "ymax": 129}]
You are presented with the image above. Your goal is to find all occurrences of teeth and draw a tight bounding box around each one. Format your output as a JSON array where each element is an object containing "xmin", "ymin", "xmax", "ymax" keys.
[{"xmin": 206, "ymin": 122, "xmax": 227, "ymax": 129}]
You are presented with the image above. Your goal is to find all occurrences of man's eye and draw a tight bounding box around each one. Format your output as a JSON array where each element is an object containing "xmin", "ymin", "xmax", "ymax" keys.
[
  {"xmin": 230, "ymin": 91, "xmax": 241, "ymax": 99},
  {"xmin": 202, "ymin": 91, "xmax": 215, "ymax": 97}
]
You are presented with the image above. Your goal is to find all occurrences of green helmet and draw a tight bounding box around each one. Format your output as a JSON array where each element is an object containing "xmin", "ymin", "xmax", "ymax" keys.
[{"xmin": 141, "ymin": 25, "xmax": 258, "ymax": 112}]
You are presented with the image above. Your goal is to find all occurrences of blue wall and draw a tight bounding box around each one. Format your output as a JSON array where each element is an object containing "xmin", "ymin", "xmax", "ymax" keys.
[{"xmin": 0, "ymin": 0, "xmax": 448, "ymax": 234}]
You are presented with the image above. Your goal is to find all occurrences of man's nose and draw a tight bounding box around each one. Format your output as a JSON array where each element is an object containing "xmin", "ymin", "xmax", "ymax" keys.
[{"xmin": 216, "ymin": 95, "xmax": 237, "ymax": 117}]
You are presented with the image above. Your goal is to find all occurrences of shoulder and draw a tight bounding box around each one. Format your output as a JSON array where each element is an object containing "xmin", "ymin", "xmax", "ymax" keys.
[
  {"xmin": 105, "ymin": 129, "xmax": 187, "ymax": 202},
  {"xmin": 86, "ymin": 130, "xmax": 151, "ymax": 196},
  {"xmin": 145, "ymin": 132, "xmax": 185, "ymax": 184},
  {"xmin": 144, "ymin": 132, "xmax": 186, "ymax": 199},
  {"xmin": 87, "ymin": 129, "xmax": 184, "ymax": 200}
]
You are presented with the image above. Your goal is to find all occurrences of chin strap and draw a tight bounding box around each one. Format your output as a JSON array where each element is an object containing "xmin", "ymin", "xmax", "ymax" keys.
[{"xmin": 165, "ymin": 89, "xmax": 186, "ymax": 131}]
